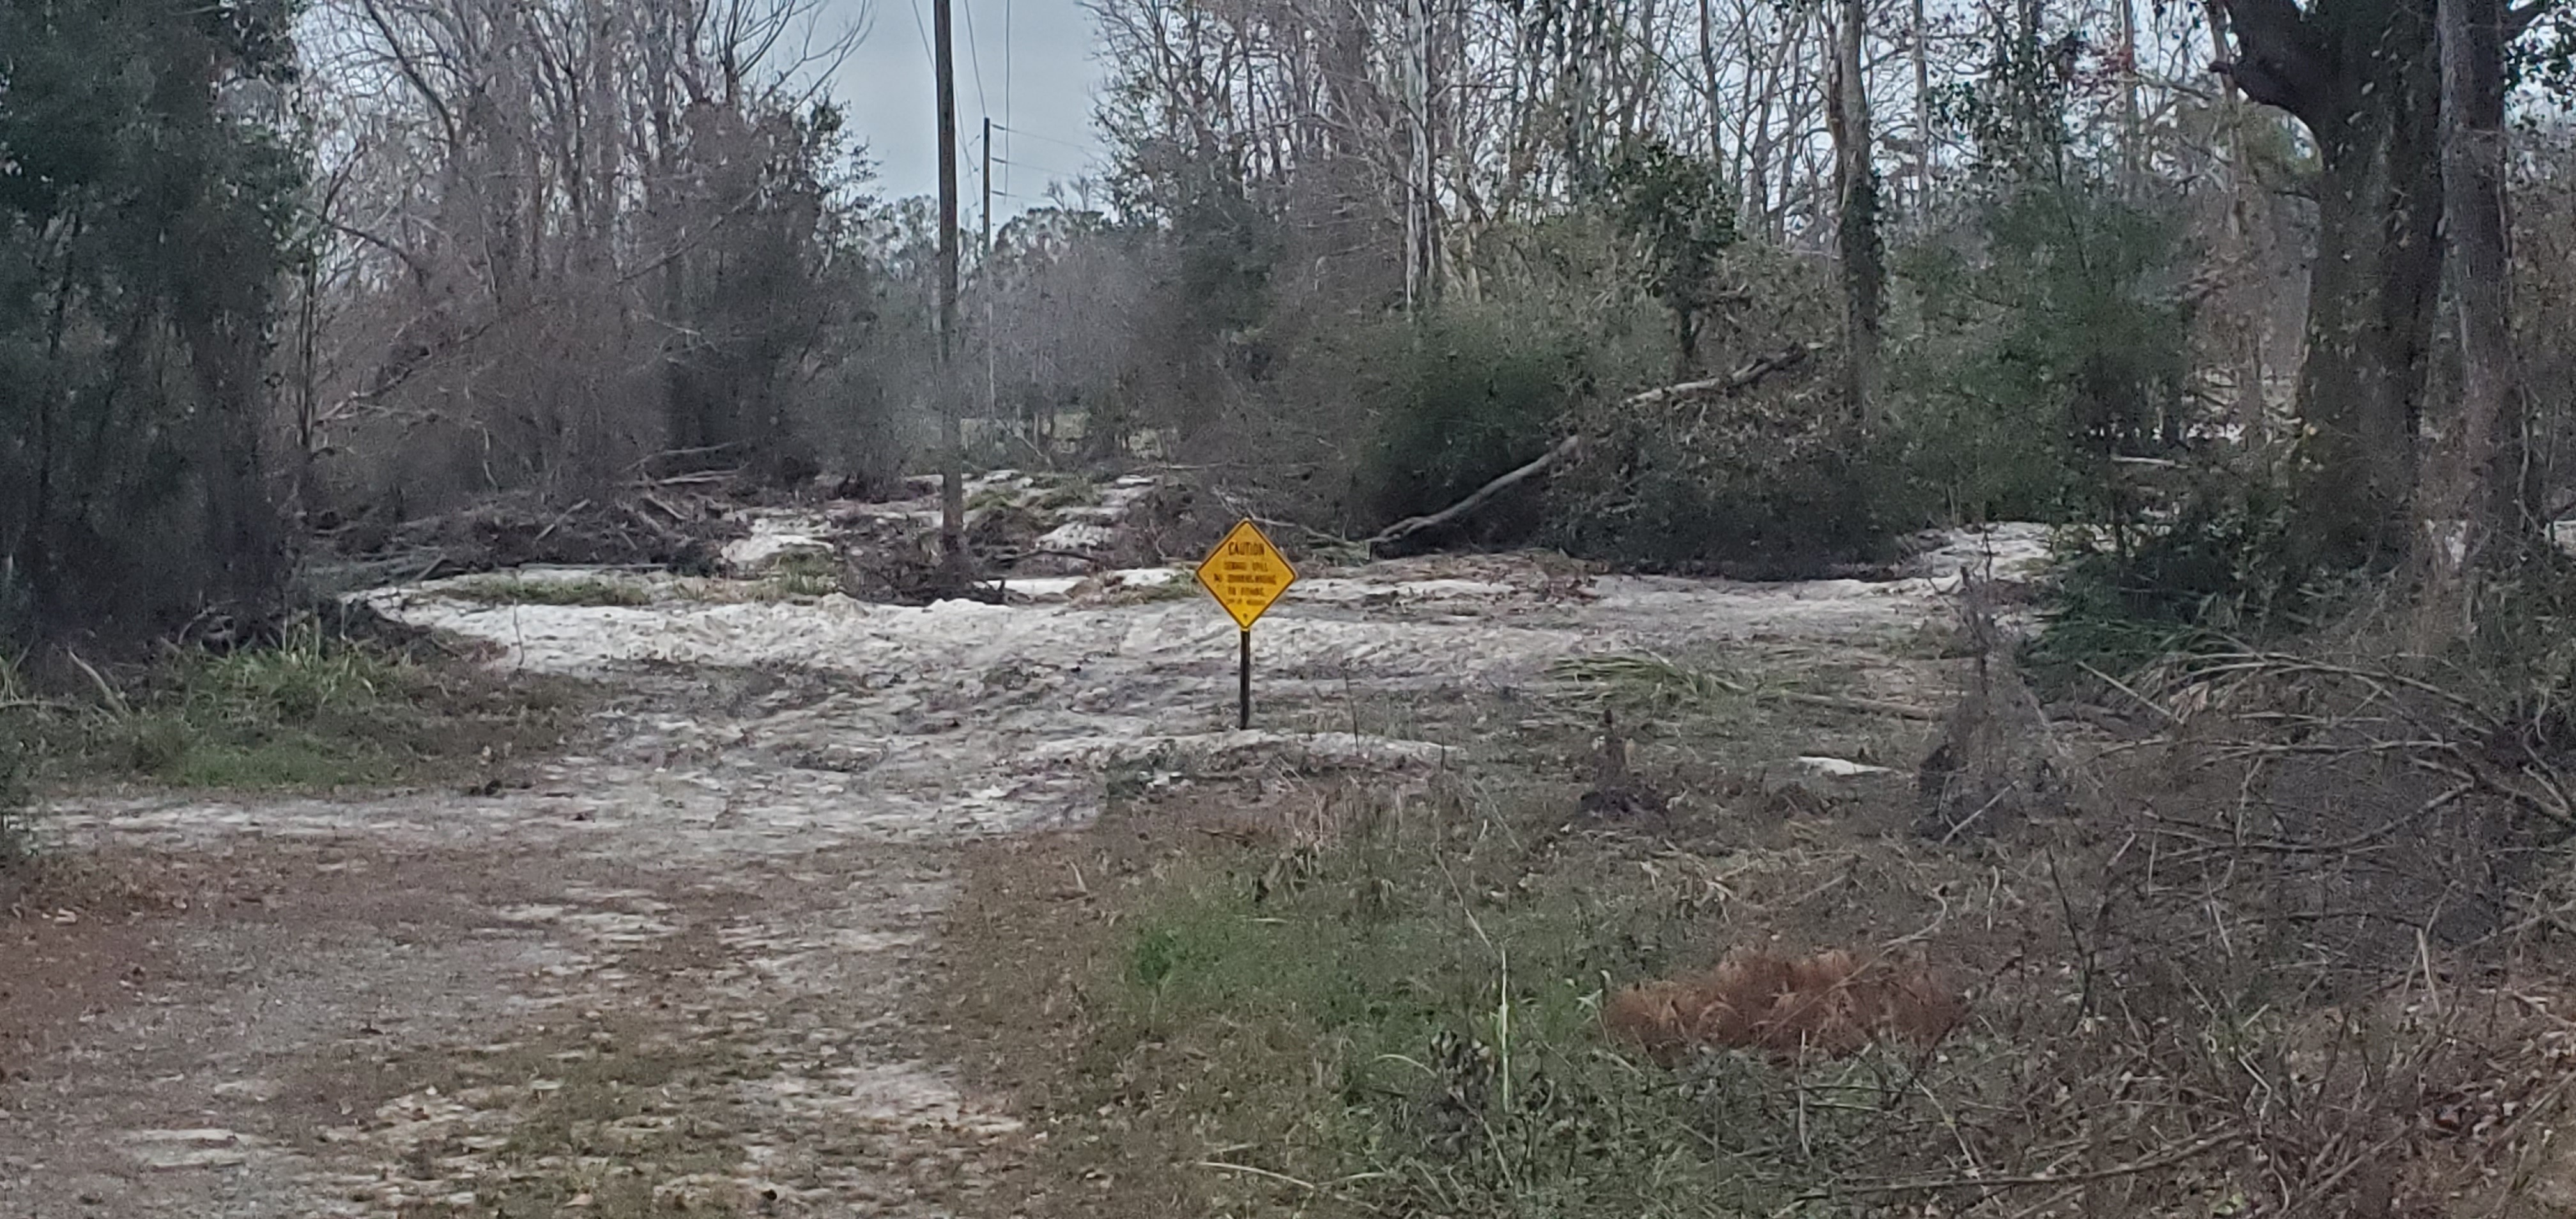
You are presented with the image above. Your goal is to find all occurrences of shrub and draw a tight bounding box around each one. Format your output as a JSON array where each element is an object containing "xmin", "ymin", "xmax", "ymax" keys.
[
  {"xmin": 2025, "ymin": 461, "xmax": 2297, "ymax": 683},
  {"xmin": 1890, "ymin": 180, "xmax": 2198, "ymax": 526},
  {"xmin": 1549, "ymin": 365, "xmax": 1906, "ymax": 572},
  {"xmin": 1353, "ymin": 306, "xmax": 1597, "ymax": 540}
]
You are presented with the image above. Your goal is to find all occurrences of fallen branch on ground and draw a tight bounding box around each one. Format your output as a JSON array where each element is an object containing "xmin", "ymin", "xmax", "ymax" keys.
[
  {"xmin": 1367, "ymin": 342, "xmax": 1824, "ymax": 555},
  {"xmin": 1796, "ymin": 1128, "xmax": 2241, "ymax": 1202},
  {"xmin": 1367, "ymin": 434, "xmax": 1586, "ymax": 555},
  {"xmin": 1620, "ymin": 342, "xmax": 1825, "ymax": 411}
]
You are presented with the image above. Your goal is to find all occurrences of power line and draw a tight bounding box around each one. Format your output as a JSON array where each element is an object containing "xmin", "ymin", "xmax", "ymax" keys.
[
  {"xmin": 993, "ymin": 123, "xmax": 1090, "ymax": 154},
  {"xmin": 902, "ymin": 0, "xmax": 935, "ymax": 69},
  {"xmin": 1004, "ymin": 0, "xmax": 1013, "ymax": 128},
  {"xmin": 994, "ymin": 155, "xmax": 1082, "ymax": 180},
  {"xmin": 960, "ymin": 0, "xmax": 990, "ymax": 125},
  {"xmin": 1002, "ymin": 0, "xmax": 1012, "ymax": 211}
]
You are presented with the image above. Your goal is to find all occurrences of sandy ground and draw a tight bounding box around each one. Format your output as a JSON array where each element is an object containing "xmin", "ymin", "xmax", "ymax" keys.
[{"xmin": 0, "ymin": 526, "xmax": 2043, "ymax": 1217}]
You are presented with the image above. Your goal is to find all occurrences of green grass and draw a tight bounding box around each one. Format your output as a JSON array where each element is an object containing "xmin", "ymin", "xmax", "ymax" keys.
[
  {"xmin": 447, "ymin": 574, "xmax": 653, "ymax": 607},
  {"xmin": 760, "ymin": 551, "xmax": 843, "ymax": 600},
  {"xmin": 1070, "ymin": 782, "xmax": 1862, "ymax": 1218},
  {"xmin": 0, "ymin": 729, "xmax": 31, "ymax": 871},
  {"xmin": 967, "ymin": 484, "xmax": 1027, "ymax": 512},
  {"xmin": 1032, "ymin": 479, "xmax": 1103, "ymax": 511},
  {"xmin": 1098, "ymin": 572, "xmax": 1200, "ymax": 606},
  {"xmin": 4, "ymin": 620, "xmax": 582, "ymax": 792}
]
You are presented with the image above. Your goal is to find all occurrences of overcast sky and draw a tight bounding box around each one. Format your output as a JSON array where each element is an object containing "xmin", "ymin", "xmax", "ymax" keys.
[{"xmin": 825, "ymin": 0, "xmax": 1108, "ymax": 220}]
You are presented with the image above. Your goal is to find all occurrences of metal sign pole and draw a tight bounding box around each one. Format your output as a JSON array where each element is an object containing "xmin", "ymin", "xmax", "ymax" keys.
[{"xmin": 1195, "ymin": 519, "xmax": 1298, "ymax": 735}]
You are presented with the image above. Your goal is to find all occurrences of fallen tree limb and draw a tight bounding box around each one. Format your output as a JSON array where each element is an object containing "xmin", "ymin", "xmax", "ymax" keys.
[
  {"xmin": 1622, "ymin": 341, "xmax": 1825, "ymax": 410},
  {"xmin": 1366, "ymin": 342, "xmax": 1824, "ymax": 556},
  {"xmin": 1368, "ymin": 433, "xmax": 1587, "ymax": 555}
]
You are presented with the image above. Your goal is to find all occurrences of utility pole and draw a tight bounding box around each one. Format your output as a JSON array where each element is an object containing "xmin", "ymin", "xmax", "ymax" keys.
[
  {"xmin": 933, "ymin": 0, "xmax": 967, "ymax": 585},
  {"xmin": 983, "ymin": 114, "xmax": 999, "ymax": 435}
]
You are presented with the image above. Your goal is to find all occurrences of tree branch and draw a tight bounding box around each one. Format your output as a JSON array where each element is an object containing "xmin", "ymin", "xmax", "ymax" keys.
[
  {"xmin": 1365, "ymin": 344, "xmax": 1824, "ymax": 556},
  {"xmin": 2507, "ymin": 0, "xmax": 2561, "ymax": 38},
  {"xmin": 357, "ymin": 0, "xmax": 461, "ymax": 150},
  {"xmin": 1367, "ymin": 434, "xmax": 1585, "ymax": 556},
  {"xmin": 2212, "ymin": 0, "xmax": 2335, "ymax": 125}
]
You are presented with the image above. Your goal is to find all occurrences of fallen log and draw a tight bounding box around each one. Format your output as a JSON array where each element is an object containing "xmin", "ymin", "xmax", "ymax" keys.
[
  {"xmin": 1365, "ymin": 342, "xmax": 1825, "ymax": 556},
  {"xmin": 1368, "ymin": 433, "xmax": 1587, "ymax": 556},
  {"xmin": 1623, "ymin": 342, "xmax": 1825, "ymax": 410}
]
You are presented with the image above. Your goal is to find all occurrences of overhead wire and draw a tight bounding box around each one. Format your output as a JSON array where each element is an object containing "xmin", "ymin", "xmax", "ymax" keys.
[
  {"xmin": 901, "ymin": 0, "xmax": 935, "ymax": 72},
  {"xmin": 993, "ymin": 155, "xmax": 1080, "ymax": 181},
  {"xmin": 1002, "ymin": 0, "xmax": 1011, "ymax": 220},
  {"xmin": 993, "ymin": 124, "xmax": 1089, "ymax": 153},
  {"xmin": 960, "ymin": 0, "xmax": 990, "ymax": 128}
]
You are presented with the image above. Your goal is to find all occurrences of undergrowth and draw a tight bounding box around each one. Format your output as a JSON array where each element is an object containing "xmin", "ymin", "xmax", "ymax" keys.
[
  {"xmin": 0, "ymin": 705, "xmax": 31, "ymax": 875},
  {"xmin": 2, "ymin": 620, "xmax": 581, "ymax": 790},
  {"xmin": 953, "ymin": 660, "xmax": 2576, "ymax": 1218},
  {"xmin": 1088, "ymin": 783, "xmax": 1831, "ymax": 1216},
  {"xmin": 447, "ymin": 574, "xmax": 654, "ymax": 607},
  {"xmin": 762, "ymin": 551, "xmax": 843, "ymax": 599}
]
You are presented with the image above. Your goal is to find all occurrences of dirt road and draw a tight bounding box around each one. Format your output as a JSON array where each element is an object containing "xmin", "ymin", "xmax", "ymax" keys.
[{"xmin": 0, "ymin": 537, "xmax": 2035, "ymax": 1216}]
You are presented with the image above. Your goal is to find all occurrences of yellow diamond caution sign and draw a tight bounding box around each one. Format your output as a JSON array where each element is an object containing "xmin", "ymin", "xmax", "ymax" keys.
[{"xmin": 1195, "ymin": 519, "xmax": 1299, "ymax": 630}]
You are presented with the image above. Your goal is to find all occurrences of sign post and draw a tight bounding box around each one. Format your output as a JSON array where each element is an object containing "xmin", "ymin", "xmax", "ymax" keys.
[{"xmin": 1194, "ymin": 519, "xmax": 1299, "ymax": 730}]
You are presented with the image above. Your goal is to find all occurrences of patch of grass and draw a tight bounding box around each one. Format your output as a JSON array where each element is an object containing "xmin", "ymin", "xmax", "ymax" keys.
[
  {"xmin": 967, "ymin": 484, "xmax": 1027, "ymax": 512},
  {"xmin": 448, "ymin": 574, "xmax": 654, "ymax": 607},
  {"xmin": 943, "ymin": 768, "xmax": 1979, "ymax": 1219},
  {"xmin": 5, "ymin": 620, "xmax": 585, "ymax": 792},
  {"xmin": 942, "ymin": 645, "xmax": 2576, "ymax": 1218},
  {"xmin": 1545, "ymin": 651, "xmax": 1938, "ymax": 744},
  {"xmin": 385, "ymin": 1025, "xmax": 751, "ymax": 1219},
  {"xmin": 1032, "ymin": 479, "xmax": 1103, "ymax": 511},
  {"xmin": 0, "ymin": 717, "xmax": 33, "ymax": 877},
  {"xmin": 762, "ymin": 551, "xmax": 843, "ymax": 600},
  {"xmin": 1096, "ymin": 572, "xmax": 1201, "ymax": 606}
]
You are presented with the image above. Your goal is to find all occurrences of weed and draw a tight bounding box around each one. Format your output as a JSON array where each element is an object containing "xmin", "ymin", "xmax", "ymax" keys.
[
  {"xmin": 761, "ymin": 552, "xmax": 843, "ymax": 600},
  {"xmin": 1049, "ymin": 780, "xmax": 1855, "ymax": 1217},
  {"xmin": 2, "ymin": 622, "xmax": 583, "ymax": 792},
  {"xmin": 1094, "ymin": 571, "xmax": 1200, "ymax": 606},
  {"xmin": 0, "ymin": 726, "xmax": 31, "ymax": 872},
  {"xmin": 1033, "ymin": 479, "xmax": 1103, "ymax": 511},
  {"xmin": 1546, "ymin": 651, "xmax": 1931, "ymax": 733},
  {"xmin": 967, "ymin": 484, "xmax": 1025, "ymax": 512},
  {"xmin": 447, "ymin": 574, "xmax": 653, "ymax": 607}
]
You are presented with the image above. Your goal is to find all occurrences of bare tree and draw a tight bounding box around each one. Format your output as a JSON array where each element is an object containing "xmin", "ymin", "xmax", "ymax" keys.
[
  {"xmin": 297, "ymin": 0, "xmax": 877, "ymax": 511},
  {"xmin": 1828, "ymin": 0, "xmax": 1882, "ymax": 422},
  {"xmin": 2437, "ymin": 0, "xmax": 2540, "ymax": 569}
]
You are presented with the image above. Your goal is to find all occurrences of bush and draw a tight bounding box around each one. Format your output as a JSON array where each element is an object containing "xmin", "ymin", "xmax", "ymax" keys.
[
  {"xmin": 1, "ymin": 619, "xmax": 579, "ymax": 791},
  {"xmin": 2024, "ymin": 459, "xmax": 2299, "ymax": 683},
  {"xmin": 1549, "ymin": 360, "xmax": 1906, "ymax": 572},
  {"xmin": 1890, "ymin": 181, "xmax": 2198, "ymax": 526},
  {"xmin": 1353, "ymin": 306, "xmax": 1600, "ymax": 540}
]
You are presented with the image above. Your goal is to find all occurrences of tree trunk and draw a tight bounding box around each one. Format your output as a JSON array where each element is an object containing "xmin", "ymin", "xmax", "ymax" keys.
[
  {"xmin": 2437, "ymin": 0, "xmax": 2538, "ymax": 565},
  {"xmin": 1912, "ymin": 0, "xmax": 1933, "ymax": 209},
  {"xmin": 174, "ymin": 270, "xmax": 285, "ymax": 621},
  {"xmin": 2118, "ymin": 0, "xmax": 2142, "ymax": 191},
  {"xmin": 2219, "ymin": 0, "xmax": 2443, "ymax": 572},
  {"xmin": 2205, "ymin": 1, "xmax": 2274, "ymax": 445},
  {"xmin": 1828, "ymin": 0, "xmax": 1882, "ymax": 425}
]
